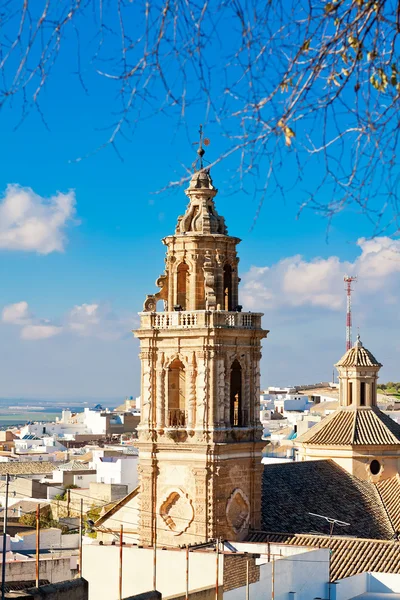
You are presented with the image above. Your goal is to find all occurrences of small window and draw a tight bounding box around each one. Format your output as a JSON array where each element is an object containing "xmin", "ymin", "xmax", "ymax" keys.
[
  {"xmin": 370, "ymin": 460, "xmax": 381, "ymax": 475},
  {"xmin": 360, "ymin": 382, "xmax": 366, "ymax": 406},
  {"xmin": 348, "ymin": 382, "xmax": 353, "ymax": 405}
]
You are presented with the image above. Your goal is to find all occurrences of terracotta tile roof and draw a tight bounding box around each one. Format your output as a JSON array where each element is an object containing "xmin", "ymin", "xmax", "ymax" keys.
[
  {"xmin": 246, "ymin": 532, "xmax": 400, "ymax": 581},
  {"xmin": 75, "ymin": 452, "xmax": 93, "ymax": 462},
  {"xmin": 57, "ymin": 460, "xmax": 93, "ymax": 471},
  {"xmin": 376, "ymin": 475, "xmax": 400, "ymax": 534},
  {"xmin": 261, "ymin": 460, "xmax": 394, "ymax": 540},
  {"xmin": 336, "ymin": 339, "xmax": 381, "ymax": 368},
  {"xmin": 0, "ymin": 461, "xmax": 57, "ymax": 475},
  {"xmin": 297, "ymin": 407, "xmax": 400, "ymax": 445}
]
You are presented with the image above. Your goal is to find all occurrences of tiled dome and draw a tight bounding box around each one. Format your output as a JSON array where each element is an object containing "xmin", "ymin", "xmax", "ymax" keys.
[{"xmin": 335, "ymin": 335, "xmax": 382, "ymax": 368}]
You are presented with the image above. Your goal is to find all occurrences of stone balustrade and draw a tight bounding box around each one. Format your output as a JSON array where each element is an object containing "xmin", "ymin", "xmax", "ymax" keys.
[{"xmin": 139, "ymin": 310, "xmax": 263, "ymax": 330}]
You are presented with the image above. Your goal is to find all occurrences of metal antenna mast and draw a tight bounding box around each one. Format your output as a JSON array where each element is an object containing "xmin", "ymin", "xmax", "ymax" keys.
[{"xmin": 344, "ymin": 275, "xmax": 357, "ymax": 351}]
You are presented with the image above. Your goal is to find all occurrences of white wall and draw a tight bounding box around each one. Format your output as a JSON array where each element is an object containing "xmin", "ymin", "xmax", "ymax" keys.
[
  {"xmin": 84, "ymin": 409, "xmax": 107, "ymax": 435},
  {"xmin": 225, "ymin": 548, "xmax": 330, "ymax": 600},
  {"xmin": 2, "ymin": 555, "xmax": 77, "ymax": 584},
  {"xmin": 96, "ymin": 456, "xmax": 138, "ymax": 492},
  {"xmin": 61, "ymin": 533, "xmax": 80, "ymax": 549},
  {"xmin": 333, "ymin": 572, "xmax": 400, "ymax": 600},
  {"xmin": 14, "ymin": 528, "xmax": 62, "ymax": 551},
  {"xmin": 73, "ymin": 473, "xmax": 97, "ymax": 487},
  {"xmin": 333, "ymin": 572, "xmax": 367, "ymax": 600},
  {"xmin": 82, "ymin": 545, "xmax": 223, "ymax": 600}
]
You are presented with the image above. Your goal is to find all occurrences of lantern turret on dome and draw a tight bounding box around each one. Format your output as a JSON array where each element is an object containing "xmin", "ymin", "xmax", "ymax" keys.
[
  {"xmin": 295, "ymin": 335, "xmax": 400, "ymax": 483},
  {"xmin": 335, "ymin": 335, "xmax": 382, "ymax": 408}
]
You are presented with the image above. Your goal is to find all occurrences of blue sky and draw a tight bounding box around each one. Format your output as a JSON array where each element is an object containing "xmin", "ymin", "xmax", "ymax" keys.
[{"xmin": 0, "ymin": 6, "xmax": 399, "ymax": 400}]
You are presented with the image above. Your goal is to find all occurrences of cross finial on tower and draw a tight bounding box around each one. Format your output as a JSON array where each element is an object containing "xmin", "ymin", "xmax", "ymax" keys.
[{"xmin": 192, "ymin": 124, "xmax": 210, "ymax": 171}]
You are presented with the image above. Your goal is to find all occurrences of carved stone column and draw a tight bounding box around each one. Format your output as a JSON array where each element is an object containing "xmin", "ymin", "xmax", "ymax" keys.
[
  {"xmin": 140, "ymin": 351, "xmax": 153, "ymax": 429},
  {"xmin": 216, "ymin": 356, "xmax": 226, "ymax": 426},
  {"xmin": 155, "ymin": 352, "xmax": 165, "ymax": 430},
  {"xmin": 244, "ymin": 354, "xmax": 251, "ymax": 427},
  {"xmin": 196, "ymin": 352, "xmax": 207, "ymax": 429},
  {"xmin": 224, "ymin": 355, "xmax": 231, "ymax": 427},
  {"xmin": 253, "ymin": 351, "xmax": 262, "ymax": 429},
  {"xmin": 203, "ymin": 251, "xmax": 216, "ymax": 310},
  {"xmin": 186, "ymin": 352, "xmax": 197, "ymax": 430}
]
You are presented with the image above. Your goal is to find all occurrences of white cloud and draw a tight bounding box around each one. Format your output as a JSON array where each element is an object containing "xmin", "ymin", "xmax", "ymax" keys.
[
  {"xmin": 2, "ymin": 300, "xmax": 135, "ymax": 342},
  {"xmin": 21, "ymin": 325, "xmax": 63, "ymax": 340},
  {"xmin": 67, "ymin": 303, "xmax": 133, "ymax": 340},
  {"xmin": 2, "ymin": 301, "xmax": 32, "ymax": 325},
  {"xmin": 2, "ymin": 301, "xmax": 62, "ymax": 340},
  {"xmin": 242, "ymin": 236, "xmax": 400, "ymax": 312},
  {"xmin": 0, "ymin": 184, "xmax": 76, "ymax": 254}
]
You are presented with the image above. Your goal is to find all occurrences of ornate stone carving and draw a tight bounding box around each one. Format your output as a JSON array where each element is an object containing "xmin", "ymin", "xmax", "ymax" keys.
[
  {"xmin": 196, "ymin": 354, "xmax": 207, "ymax": 428},
  {"xmin": 226, "ymin": 488, "xmax": 251, "ymax": 534},
  {"xmin": 156, "ymin": 352, "xmax": 165, "ymax": 430},
  {"xmin": 141, "ymin": 356, "xmax": 153, "ymax": 426},
  {"xmin": 159, "ymin": 489, "xmax": 194, "ymax": 535},
  {"xmin": 143, "ymin": 273, "xmax": 169, "ymax": 312},
  {"xmin": 186, "ymin": 352, "xmax": 197, "ymax": 430},
  {"xmin": 217, "ymin": 358, "xmax": 225, "ymax": 425},
  {"xmin": 203, "ymin": 251, "xmax": 217, "ymax": 310}
]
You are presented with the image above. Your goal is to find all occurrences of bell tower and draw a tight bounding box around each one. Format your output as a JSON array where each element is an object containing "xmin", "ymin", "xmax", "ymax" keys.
[{"xmin": 134, "ymin": 147, "xmax": 268, "ymax": 547}]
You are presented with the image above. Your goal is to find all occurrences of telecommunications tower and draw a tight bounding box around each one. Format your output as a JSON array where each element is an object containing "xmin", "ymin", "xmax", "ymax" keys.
[{"xmin": 344, "ymin": 275, "xmax": 357, "ymax": 351}]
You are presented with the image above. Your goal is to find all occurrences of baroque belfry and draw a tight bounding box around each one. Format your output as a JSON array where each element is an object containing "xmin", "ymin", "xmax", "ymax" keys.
[{"xmin": 134, "ymin": 144, "xmax": 268, "ymax": 547}]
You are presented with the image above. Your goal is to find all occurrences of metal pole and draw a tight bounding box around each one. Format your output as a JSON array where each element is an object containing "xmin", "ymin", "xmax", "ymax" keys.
[
  {"xmin": 246, "ymin": 556, "xmax": 249, "ymax": 600},
  {"xmin": 152, "ymin": 453, "xmax": 157, "ymax": 592},
  {"xmin": 271, "ymin": 558, "xmax": 275, "ymax": 600},
  {"xmin": 215, "ymin": 539, "xmax": 219, "ymax": 600},
  {"xmin": 153, "ymin": 528, "xmax": 157, "ymax": 590},
  {"xmin": 35, "ymin": 504, "xmax": 40, "ymax": 588},
  {"xmin": 119, "ymin": 525, "xmax": 123, "ymax": 600},
  {"xmin": 185, "ymin": 546, "xmax": 189, "ymax": 600},
  {"xmin": 79, "ymin": 498, "xmax": 83, "ymax": 577},
  {"xmin": 1, "ymin": 474, "xmax": 10, "ymax": 600}
]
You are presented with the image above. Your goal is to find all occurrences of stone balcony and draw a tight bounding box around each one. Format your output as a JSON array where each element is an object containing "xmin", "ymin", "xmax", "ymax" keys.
[{"xmin": 139, "ymin": 310, "xmax": 263, "ymax": 330}]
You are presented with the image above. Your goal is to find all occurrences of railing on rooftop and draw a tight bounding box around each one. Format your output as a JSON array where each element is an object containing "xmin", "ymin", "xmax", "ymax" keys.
[{"xmin": 140, "ymin": 310, "xmax": 262, "ymax": 330}]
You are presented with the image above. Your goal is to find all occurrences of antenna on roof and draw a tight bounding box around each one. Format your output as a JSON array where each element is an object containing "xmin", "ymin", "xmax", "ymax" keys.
[
  {"xmin": 308, "ymin": 512, "xmax": 351, "ymax": 537},
  {"xmin": 343, "ymin": 275, "xmax": 357, "ymax": 351}
]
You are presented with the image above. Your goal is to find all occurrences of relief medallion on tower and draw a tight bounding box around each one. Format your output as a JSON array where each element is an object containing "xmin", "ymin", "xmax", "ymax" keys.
[
  {"xmin": 159, "ymin": 488, "xmax": 194, "ymax": 535},
  {"xmin": 226, "ymin": 488, "xmax": 250, "ymax": 534}
]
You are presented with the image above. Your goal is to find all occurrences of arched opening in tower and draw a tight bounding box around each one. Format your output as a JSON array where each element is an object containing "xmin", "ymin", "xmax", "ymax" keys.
[
  {"xmin": 168, "ymin": 359, "xmax": 186, "ymax": 427},
  {"xmin": 177, "ymin": 262, "xmax": 189, "ymax": 310},
  {"xmin": 230, "ymin": 360, "xmax": 243, "ymax": 427},
  {"xmin": 223, "ymin": 264, "xmax": 233, "ymax": 311}
]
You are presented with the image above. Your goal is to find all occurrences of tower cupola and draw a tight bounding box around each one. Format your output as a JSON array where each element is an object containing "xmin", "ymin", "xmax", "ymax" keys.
[{"xmin": 336, "ymin": 335, "xmax": 382, "ymax": 408}]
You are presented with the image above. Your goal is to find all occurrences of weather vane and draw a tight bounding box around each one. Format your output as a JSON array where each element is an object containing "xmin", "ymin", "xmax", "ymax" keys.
[{"xmin": 192, "ymin": 124, "xmax": 210, "ymax": 171}]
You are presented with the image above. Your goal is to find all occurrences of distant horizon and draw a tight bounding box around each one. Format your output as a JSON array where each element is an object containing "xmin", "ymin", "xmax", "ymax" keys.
[{"xmin": 0, "ymin": 396, "xmax": 125, "ymax": 404}]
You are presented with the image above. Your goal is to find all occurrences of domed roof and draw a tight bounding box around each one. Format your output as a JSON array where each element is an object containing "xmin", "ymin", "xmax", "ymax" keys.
[
  {"xmin": 335, "ymin": 336, "xmax": 382, "ymax": 368},
  {"xmin": 176, "ymin": 168, "xmax": 228, "ymax": 235},
  {"xmin": 187, "ymin": 168, "xmax": 216, "ymax": 191}
]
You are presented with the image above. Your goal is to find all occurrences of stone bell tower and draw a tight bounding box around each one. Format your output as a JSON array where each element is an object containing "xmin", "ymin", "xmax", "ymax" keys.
[{"xmin": 134, "ymin": 146, "xmax": 268, "ymax": 547}]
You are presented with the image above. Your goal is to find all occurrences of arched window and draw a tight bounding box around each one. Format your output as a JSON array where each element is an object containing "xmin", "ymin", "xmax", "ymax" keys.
[
  {"xmin": 168, "ymin": 359, "xmax": 186, "ymax": 427},
  {"xmin": 223, "ymin": 264, "xmax": 233, "ymax": 311},
  {"xmin": 177, "ymin": 262, "xmax": 189, "ymax": 310},
  {"xmin": 230, "ymin": 360, "xmax": 242, "ymax": 427}
]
